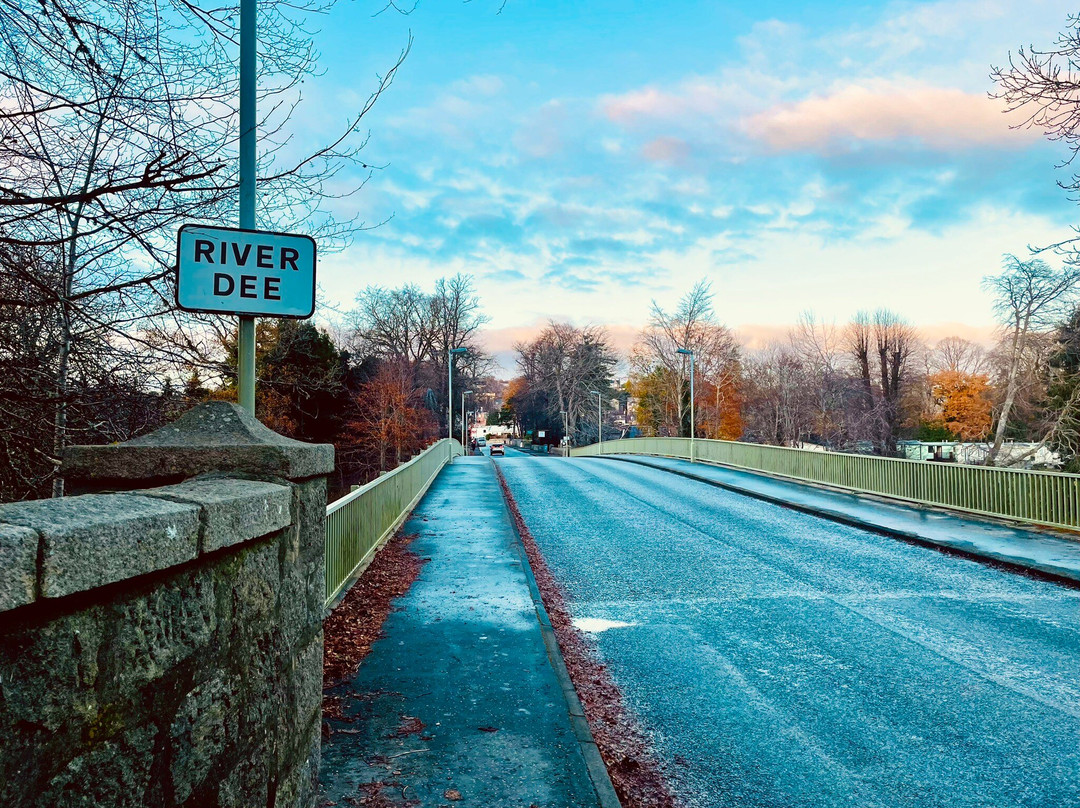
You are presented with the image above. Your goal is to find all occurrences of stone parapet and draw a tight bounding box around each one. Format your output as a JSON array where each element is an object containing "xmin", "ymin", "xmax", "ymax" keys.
[
  {"xmin": 0, "ymin": 403, "xmax": 331, "ymax": 808},
  {"xmin": 62, "ymin": 400, "xmax": 334, "ymax": 493}
]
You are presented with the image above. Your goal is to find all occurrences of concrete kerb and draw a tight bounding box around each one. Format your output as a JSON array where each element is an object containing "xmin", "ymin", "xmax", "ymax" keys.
[
  {"xmin": 490, "ymin": 462, "xmax": 624, "ymax": 808},
  {"xmin": 603, "ymin": 454, "xmax": 1080, "ymax": 590}
]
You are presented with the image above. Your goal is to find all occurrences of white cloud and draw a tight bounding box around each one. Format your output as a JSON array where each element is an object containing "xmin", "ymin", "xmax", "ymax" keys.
[
  {"xmin": 450, "ymin": 74, "xmax": 505, "ymax": 96},
  {"xmin": 744, "ymin": 80, "xmax": 1039, "ymax": 153}
]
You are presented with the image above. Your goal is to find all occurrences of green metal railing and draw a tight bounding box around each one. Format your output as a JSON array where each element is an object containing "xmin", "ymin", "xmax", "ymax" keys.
[
  {"xmin": 571, "ymin": 437, "xmax": 1080, "ymax": 532},
  {"xmin": 325, "ymin": 439, "xmax": 462, "ymax": 608}
]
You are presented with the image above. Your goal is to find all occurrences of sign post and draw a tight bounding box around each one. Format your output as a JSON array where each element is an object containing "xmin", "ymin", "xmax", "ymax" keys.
[
  {"xmin": 238, "ymin": 0, "xmax": 257, "ymax": 413},
  {"xmin": 176, "ymin": 2, "xmax": 317, "ymax": 415}
]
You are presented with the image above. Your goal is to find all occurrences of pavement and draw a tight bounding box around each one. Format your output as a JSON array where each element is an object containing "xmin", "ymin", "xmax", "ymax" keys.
[
  {"xmin": 319, "ymin": 456, "xmax": 608, "ymax": 808},
  {"xmin": 498, "ymin": 456, "xmax": 1080, "ymax": 808},
  {"xmin": 614, "ymin": 454, "xmax": 1080, "ymax": 585}
]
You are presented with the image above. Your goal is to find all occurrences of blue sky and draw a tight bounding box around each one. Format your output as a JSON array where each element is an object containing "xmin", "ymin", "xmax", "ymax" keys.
[{"xmin": 299, "ymin": 0, "xmax": 1077, "ymax": 370}]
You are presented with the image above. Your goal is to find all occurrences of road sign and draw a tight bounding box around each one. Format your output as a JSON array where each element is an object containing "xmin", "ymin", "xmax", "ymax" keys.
[{"xmin": 176, "ymin": 224, "xmax": 316, "ymax": 318}]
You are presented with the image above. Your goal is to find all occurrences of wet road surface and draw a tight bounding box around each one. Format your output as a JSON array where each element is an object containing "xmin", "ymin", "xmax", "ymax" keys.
[{"xmin": 497, "ymin": 456, "xmax": 1080, "ymax": 808}]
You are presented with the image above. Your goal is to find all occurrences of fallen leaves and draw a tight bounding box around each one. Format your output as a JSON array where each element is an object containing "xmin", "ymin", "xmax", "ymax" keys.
[
  {"xmin": 495, "ymin": 466, "xmax": 681, "ymax": 808},
  {"xmin": 323, "ymin": 532, "xmax": 427, "ymax": 689}
]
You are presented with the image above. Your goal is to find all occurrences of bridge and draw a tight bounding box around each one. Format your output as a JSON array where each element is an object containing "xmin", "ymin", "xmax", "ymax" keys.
[
  {"xmin": 321, "ymin": 436, "xmax": 1080, "ymax": 807},
  {"xmin": 1, "ymin": 404, "xmax": 1078, "ymax": 807}
]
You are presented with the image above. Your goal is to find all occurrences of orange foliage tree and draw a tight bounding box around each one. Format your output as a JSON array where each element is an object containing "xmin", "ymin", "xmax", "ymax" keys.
[
  {"xmin": 342, "ymin": 361, "xmax": 437, "ymax": 476},
  {"xmin": 928, "ymin": 370, "xmax": 993, "ymax": 441},
  {"xmin": 698, "ymin": 375, "xmax": 743, "ymax": 440}
]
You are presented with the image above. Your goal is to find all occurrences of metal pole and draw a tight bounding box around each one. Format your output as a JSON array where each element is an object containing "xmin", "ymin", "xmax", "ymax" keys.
[
  {"xmin": 591, "ymin": 391, "xmax": 602, "ymax": 455},
  {"xmin": 461, "ymin": 391, "xmax": 473, "ymax": 450},
  {"xmin": 237, "ymin": 0, "xmax": 257, "ymax": 414},
  {"xmin": 690, "ymin": 353, "xmax": 696, "ymax": 463},
  {"xmin": 447, "ymin": 350, "xmax": 453, "ymax": 465}
]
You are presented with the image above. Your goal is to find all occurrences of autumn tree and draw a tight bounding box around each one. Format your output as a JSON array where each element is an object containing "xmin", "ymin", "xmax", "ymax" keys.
[
  {"xmin": 631, "ymin": 367, "xmax": 680, "ymax": 437},
  {"xmin": 504, "ymin": 375, "xmax": 551, "ymax": 440},
  {"xmin": 928, "ymin": 371, "xmax": 993, "ymax": 441},
  {"xmin": 342, "ymin": 360, "xmax": 437, "ymax": 477}
]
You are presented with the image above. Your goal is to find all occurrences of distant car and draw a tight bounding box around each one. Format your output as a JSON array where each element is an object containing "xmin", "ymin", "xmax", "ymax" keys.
[
  {"xmin": 489, "ymin": 440, "xmax": 505, "ymax": 456},
  {"xmin": 477, "ymin": 436, "xmax": 487, "ymax": 446}
]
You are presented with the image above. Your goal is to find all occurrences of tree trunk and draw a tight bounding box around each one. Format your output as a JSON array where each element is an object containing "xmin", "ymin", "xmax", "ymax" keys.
[{"xmin": 988, "ymin": 318, "xmax": 1027, "ymax": 464}]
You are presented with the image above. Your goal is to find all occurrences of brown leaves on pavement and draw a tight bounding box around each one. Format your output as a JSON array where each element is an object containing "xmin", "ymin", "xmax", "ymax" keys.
[{"xmin": 323, "ymin": 531, "xmax": 427, "ymax": 689}]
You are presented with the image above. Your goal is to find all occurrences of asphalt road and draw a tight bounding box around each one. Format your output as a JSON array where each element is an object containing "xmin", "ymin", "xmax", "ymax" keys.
[{"xmin": 497, "ymin": 457, "xmax": 1080, "ymax": 808}]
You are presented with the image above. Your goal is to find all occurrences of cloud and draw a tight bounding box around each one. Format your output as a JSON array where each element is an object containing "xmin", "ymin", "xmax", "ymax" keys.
[
  {"xmin": 600, "ymin": 79, "xmax": 756, "ymax": 129},
  {"xmin": 744, "ymin": 81, "xmax": 1038, "ymax": 154},
  {"xmin": 514, "ymin": 100, "xmax": 567, "ymax": 158},
  {"xmin": 642, "ymin": 136, "xmax": 691, "ymax": 164},
  {"xmin": 450, "ymin": 74, "xmax": 505, "ymax": 96}
]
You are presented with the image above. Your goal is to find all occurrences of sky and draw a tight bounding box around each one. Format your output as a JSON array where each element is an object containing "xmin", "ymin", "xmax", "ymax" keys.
[{"xmin": 298, "ymin": 0, "xmax": 1077, "ymax": 375}]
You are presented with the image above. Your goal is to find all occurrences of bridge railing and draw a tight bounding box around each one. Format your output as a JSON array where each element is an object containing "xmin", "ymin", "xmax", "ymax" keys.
[
  {"xmin": 325, "ymin": 439, "xmax": 462, "ymax": 608},
  {"xmin": 571, "ymin": 437, "xmax": 1080, "ymax": 532}
]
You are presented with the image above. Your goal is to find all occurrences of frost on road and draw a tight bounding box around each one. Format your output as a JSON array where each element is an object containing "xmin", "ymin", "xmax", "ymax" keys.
[{"xmin": 497, "ymin": 456, "xmax": 1080, "ymax": 808}]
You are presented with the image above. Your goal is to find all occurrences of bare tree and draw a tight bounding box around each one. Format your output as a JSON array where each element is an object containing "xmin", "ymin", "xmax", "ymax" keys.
[
  {"xmin": 789, "ymin": 311, "xmax": 851, "ymax": 447},
  {"xmin": 631, "ymin": 280, "xmax": 739, "ymax": 438},
  {"xmin": 992, "ymin": 15, "xmax": 1080, "ymax": 206},
  {"xmin": 350, "ymin": 284, "xmax": 440, "ymax": 366},
  {"xmin": 846, "ymin": 309, "xmax": 919, "ymax": 454},
  {"xmin": 931, "ymin": 336, "xmax": 989, "ymax": 376},
  {"xmin": 0, "ymin": 0, "xmax": 409, "ymax": 495},
  {"xmin": 983, "ymin": 255, "xmax": 1080, "ymax": 462},
  {"xmin": 347, "ymin": 274, "xmax": 491, "ymax": 432},
  {"xmin": 741, "ymin": 344, "xmax": 812, "ymax": 446},
  {"xmin": 515, "ymin": 323, "xmax": 616, "ymax": 442}
]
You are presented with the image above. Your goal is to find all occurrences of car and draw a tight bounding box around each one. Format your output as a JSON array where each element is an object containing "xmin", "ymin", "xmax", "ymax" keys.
[
  {"xmin": 477, "ymin": 436, "xmax": 487, "ymax": 446},
  {"xmin": 489, "ymin": 440, "xmax": 505, "ymax": 456}
]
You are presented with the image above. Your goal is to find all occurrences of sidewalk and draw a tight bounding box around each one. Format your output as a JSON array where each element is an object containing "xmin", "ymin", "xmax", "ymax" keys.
[
  {"xmin": 607, "ymin": 454, "xmax": 1080, "ymax": 586},
  {"xmin": 319, "ymin": 457, "xmax": 610, "ymax": 808}
]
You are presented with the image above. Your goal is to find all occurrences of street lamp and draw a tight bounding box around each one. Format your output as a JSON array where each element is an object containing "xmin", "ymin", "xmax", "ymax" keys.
[
  {"xmin": 448, "ymin": 347, "xmax": 468, "ymax": 463},
  {"xmin": 560, "ymin": 410, "xmax": 568, "ymax": 451},
  {"xmin": 676, "ymin": 347, "xmax": 695, "ymax": 463},
  {"xmin": 461, "ymin": 390, "xmax": 473, "ymax": 450},
  {"xmin": 590, "ymin": 390, "xmax": 602, "ymax": 455}
]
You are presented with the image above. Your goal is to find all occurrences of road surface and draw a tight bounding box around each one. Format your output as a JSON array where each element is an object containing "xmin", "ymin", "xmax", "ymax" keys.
[{"xmin": 497, "ymin": 456, "xmax": 1080, "ymax": 808}]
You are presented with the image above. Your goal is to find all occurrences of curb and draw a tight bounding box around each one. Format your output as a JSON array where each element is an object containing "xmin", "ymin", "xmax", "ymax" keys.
[
  {"xmin": 602, "ymin": 455, "xmax": 1080, "ymax": 590},
  {"xmin": 490, "ymin": 463, "xmax": 624, "ymax": 808}
]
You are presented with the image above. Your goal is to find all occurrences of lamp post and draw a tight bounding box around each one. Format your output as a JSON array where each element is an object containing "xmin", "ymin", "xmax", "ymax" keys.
[
  {"xmin": 448, "ymin": 347, "xmax": 468, "ymax": 463},
  {"xmin": 461, "ymin": 390, "xmax": 473, "ymax": 450},
  {"xmin": 590, "ymin": 390, "xmax": 602, "ymax": 455},
  {"xmin": 677, "ymin": 347, "xmax": 695, "ymax": 463},
  {"xmin": 560, "ymin": 410, "xmax": 568, "ymax": 451}
]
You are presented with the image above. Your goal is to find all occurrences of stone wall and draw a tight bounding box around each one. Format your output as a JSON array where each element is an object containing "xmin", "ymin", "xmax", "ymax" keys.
[{"xmin": 0, "ymin": 403, "xmax": 332, "ymax": 808}]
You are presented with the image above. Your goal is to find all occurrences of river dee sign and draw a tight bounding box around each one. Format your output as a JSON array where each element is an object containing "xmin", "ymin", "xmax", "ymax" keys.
[{"xmin": 176, "ymin": 224, "xmax": 316, "ymax": 318}]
